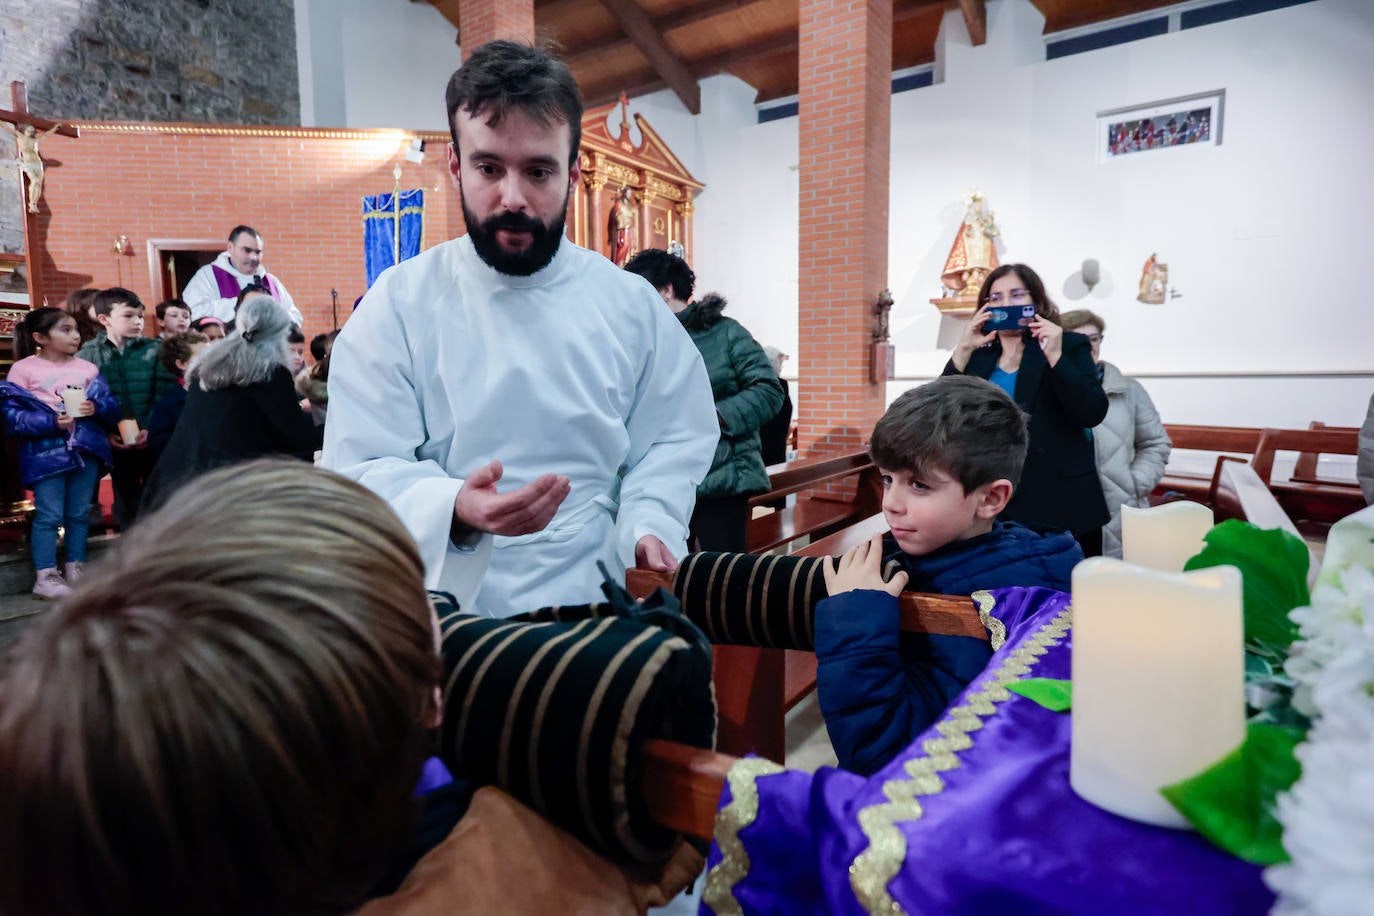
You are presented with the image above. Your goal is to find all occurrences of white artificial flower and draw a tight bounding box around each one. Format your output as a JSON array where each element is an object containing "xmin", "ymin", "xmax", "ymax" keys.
[{"xmin": 1267, "ymin": 521, "xmax": 1374, "ymax": 915}]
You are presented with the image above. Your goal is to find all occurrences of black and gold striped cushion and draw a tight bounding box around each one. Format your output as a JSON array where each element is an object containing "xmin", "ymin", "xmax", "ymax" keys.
[
  {"xmin": 672, "ymin": 551, "xmax": 831, "ymax": 650},
  {"xmin": 434, "ymin": 592, "xmax": 714, "ymax": 866}
]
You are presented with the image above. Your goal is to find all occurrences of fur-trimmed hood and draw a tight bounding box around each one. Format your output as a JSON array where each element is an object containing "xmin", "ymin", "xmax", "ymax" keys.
[{"xmin": 677, "ymin": 292, "xmax": 727, "ymax": 331}]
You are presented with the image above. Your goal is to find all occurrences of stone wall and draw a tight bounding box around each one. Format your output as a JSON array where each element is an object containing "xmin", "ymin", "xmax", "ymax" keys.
[{"xmin": 0, "ymin": 0, "xmax": 299, "ymax": 254}]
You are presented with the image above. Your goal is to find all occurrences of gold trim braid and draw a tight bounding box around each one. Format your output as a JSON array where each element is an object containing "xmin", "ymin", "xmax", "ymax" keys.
[
  {"xmin": 849, "ymin": 601, "xmax": 1073, "ymax": 914},
  {"xmin": 973, "ymin": 590, "xmax": 1007, "ymax": 650},
  {"xmin": 702, "ymin": 757, "xmax": 786, "ymax": 916}
]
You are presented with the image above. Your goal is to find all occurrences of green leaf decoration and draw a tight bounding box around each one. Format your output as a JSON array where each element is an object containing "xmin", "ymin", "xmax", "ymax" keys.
[
  {"xmin": 1006, "ymin": 677, "xmax": 1072, "ymax": 712},
  {"xmin": 1184, "ymin": 520, "xmax": 1308, "ymax": 663},
  {"xmin": 1160, "ymin": 723, "xmax": 1304, "ymax": 865}
]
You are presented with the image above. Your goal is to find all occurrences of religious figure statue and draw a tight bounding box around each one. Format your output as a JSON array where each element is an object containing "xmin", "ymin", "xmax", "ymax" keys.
[
  {"xmin": 939, "ymin": 192, "xmax": 1001, "ymax": 298},
  {"xmin": 1137, "ymin": 253, "xmax": 1168, "ymax": 304},
  {"xmin": 609, "ymin": 185, "xmax": 636, "ymax": 267},
  {"xmin": 872, "ymin": 288, "xmax": 894, "ymax": 343},
  {"xmin": 0, "ymin": 121, "xmax": 63, "ymax": 213}
]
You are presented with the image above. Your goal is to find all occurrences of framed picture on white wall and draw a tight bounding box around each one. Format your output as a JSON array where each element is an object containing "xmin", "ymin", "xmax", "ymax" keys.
[{"xmin": 1097, "ymin": 90, "xmax": 1225, "ymax": 162}]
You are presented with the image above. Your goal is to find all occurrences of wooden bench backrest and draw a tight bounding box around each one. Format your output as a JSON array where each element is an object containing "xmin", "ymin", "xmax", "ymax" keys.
[
  {"xmin": 1292, "ymin": 422, "xmax": 1361, "ymax": 481},
  {"xmin": 641, "ymin": 738, "xmax": 734, "ymax": 840},
  {"xmin": 1163, "ymin": 423, "xmax": 1264, "ymax": 453},
  {"xmin": 749, "ymin": 450, "xmax": 875, "ymax": 504},
  {"xmin": 1252, "ymin": 427, "xmax": 1359, "ymax": 484}
]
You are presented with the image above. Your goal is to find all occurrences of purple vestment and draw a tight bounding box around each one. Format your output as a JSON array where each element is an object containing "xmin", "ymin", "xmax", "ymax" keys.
[{"xmin": 700, "ymin": 586, "xmax": 1274, "ymax": 915}]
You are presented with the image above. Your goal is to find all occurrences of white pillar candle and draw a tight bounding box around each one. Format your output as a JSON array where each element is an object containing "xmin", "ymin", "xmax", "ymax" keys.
[
  {"xmin": 1121, "ymin": 501, "xmax": 1214, "ymax": 572},
  {"xmin": 1070, "ymin": 557, "xmax": 1245, "ymax": 828}
]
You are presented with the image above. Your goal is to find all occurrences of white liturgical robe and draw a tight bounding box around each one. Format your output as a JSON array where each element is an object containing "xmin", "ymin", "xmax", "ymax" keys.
[{"xmin": 323, "ymin": 235, "xmax": 716, "ymax": 617}]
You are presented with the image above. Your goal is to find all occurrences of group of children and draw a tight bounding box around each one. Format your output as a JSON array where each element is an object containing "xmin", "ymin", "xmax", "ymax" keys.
[{"xmin": 0, "ymin": 285, "xmax": 334, "ymax": 598}]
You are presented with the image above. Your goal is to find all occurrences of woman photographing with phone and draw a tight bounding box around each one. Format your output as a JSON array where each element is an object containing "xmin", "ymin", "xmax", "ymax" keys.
[{"xmin": 943, "ymin": 263, "xmax": 1110, "ymax": 556}]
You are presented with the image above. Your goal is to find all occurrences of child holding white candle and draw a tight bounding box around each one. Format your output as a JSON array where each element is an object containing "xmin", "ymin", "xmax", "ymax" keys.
[{"xmin": 816, "ymin": 376, "xmax": 1084, "ymax": 775}]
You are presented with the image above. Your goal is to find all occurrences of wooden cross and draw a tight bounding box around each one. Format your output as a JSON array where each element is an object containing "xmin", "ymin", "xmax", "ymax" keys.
[{"xmin": 0, "ymin": 81, "xmax": 79, "ymax": 308}]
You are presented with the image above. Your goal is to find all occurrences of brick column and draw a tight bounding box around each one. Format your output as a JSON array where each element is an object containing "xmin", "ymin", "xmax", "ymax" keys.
[
  {"xmin": 458, "ymin": 0, "xmax": 535, "ymax": 60},
  {"xmin": 796, "ymin": 0, "xmax": 892, "ymax": 458}
]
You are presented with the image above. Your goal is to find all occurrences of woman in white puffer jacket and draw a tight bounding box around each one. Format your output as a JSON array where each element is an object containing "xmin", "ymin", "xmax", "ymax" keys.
[{"xmin": 1061, "ymin": 310, "xmax": 1172, "ymax": 556}]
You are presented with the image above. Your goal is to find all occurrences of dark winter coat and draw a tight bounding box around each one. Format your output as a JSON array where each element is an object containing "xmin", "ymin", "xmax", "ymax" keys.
[
  {"xmin": 677, "ymin": 294, "xmax": 784, "ymax": 498},
  {"xmin": 77, "ymin": 333, "xmax": 178, "ymax": 427},
  {"xmin": 141, "ymin": 365, "xmax": 323, "ymax": 511},
  {"xmin": 944, "ymin": 330, "xmax": 1110, "ymax": 537},
  {"xmin": 814, "ymin": 523, "xmax": 1083, "ymax": 776},
  {"xmin": 0, "ymin": 376, "xmax": 121, "ymax": 487}
]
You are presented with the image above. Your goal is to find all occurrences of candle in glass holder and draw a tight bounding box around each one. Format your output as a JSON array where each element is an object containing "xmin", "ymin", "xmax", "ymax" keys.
[
  {"xmin": 1070, "ymin": 557, "xmax": 1244, "ymax": 828},
  {"xmin": 1121, "ymin": 501, "xmax": 1214, "ymax": 571}
]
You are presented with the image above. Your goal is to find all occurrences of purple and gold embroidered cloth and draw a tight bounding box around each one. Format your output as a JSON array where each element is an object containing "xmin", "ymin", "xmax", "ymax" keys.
[{"xmin": 700, "ymin": 586, "xmax": 1274, "ymax": 915}]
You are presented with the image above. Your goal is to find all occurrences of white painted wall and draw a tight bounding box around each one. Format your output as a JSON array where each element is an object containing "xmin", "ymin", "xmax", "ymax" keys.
[
  {"xmin": 308, "ymin": 0, "xmax": 1374, "ymax": 427},
  {"xmin": 678, "ymin": 0, "xmax": 1374, "ymax": 428},
  {"xmin": 296, "ymin": 0, "xmax": 459, "ymax": 129}
]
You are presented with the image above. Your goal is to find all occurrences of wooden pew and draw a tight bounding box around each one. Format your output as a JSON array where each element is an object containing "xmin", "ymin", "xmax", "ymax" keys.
[
  {"xmin": 746, "ymin": 450, "xmax": 882, "ymax": 553},
  {"xmin": 629, "ymin": 520, "xmax": 982, "ymax": 762},
  {"xmin": 641, "ymin": 738, "xmax": 734, "ymax": 841},
  {"xmin": 1290, "ymin": 422, "xmax": 1360, "ymax": 485},
  {"xmin": 1155, "ymin": 424, "xmax": 1264, "ymax": 505},
  {"xmin": 1250, "ymin": 426, "xmax": 1363, "ymax": 532}
]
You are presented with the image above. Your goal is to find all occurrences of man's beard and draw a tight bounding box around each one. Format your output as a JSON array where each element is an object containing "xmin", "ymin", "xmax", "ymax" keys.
[{"xmin": 462, "ymin": 187, "xmax": 568, "ymax": 277}]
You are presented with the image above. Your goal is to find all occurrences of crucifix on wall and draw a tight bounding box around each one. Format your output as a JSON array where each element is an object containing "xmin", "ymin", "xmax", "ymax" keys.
[{"xmin": 0, "ymin": 80, "xmax": 79, "ymax": 307}]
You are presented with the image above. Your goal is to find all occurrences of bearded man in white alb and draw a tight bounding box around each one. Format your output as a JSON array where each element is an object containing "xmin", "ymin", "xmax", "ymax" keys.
[{"xmin": 323, "ymin": 40, "xmax": 716, "ymax": 617}]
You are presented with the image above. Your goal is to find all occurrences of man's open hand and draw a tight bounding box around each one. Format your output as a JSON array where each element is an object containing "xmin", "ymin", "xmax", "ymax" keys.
[{"xmin": 453, "ymin": 460, "xmax": 570, "ymax": 537}]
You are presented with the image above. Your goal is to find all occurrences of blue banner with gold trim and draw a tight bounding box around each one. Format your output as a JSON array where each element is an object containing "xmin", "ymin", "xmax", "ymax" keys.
[{"xmin": 363, "ymin": 189, "xmax": 424, "ymax": 288}]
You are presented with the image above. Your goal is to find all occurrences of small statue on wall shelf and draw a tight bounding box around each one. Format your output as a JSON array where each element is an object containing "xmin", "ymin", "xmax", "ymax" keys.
[
  {"xmin": 1137, "ymin": 253, "xmax": 1169, "ymax": 304},
  {"xmin": 939, "ymin": 191, "xmax": 1000, "ymax": 298}
]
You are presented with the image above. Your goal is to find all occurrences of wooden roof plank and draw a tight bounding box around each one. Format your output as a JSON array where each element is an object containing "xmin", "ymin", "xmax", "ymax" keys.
[{"xmin": 596, "ymin": 0, "xmax": 702, "ymax": 114}]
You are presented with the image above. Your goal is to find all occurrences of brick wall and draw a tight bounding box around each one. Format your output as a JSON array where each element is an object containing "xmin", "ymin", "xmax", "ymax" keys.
[
  {"xmin": 1, "ymin": 0, "xmax": 300, "ymax": 254},
  {"xmin": 32, "ymin": 124, "xmax": 461, "ymax": 336},
  {"xmin": 457, "ymin": 0, "xmax": 535, "ymax": 60},
  {"xmin": 796, "ymin": 0, "xmax": 892, "ymax": 473}
]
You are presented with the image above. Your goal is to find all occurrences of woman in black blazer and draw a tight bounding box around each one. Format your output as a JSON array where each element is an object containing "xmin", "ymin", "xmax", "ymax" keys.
[{"xmin": 943, "ymin": 263, "xmax": 1109, "ymax": 555}]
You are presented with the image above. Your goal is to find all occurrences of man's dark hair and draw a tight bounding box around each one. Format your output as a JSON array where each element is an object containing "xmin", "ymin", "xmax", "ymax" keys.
[
  {"xmin": 157, "ymin": 330, "xmax": 208, "ymax": 376},
  {"xmin": 155, "ymin": 298, "xmax": 190, "ymax": 321},
  {"xmin": 623, "ymin": 249, "xmax": 695, "ymax": 302},
  {"xmin": 228, "ymin": 225, "xmax": 259, "ymax": 244},
  {"xmin": 309, "ymin": 330, "xmax": 339, "ymax": 362},
  {"xmin": 287, "ymin": 326, "xmax": 305, "ymax": 345},
  {"xmin": 235, "ymin": 281, "xmax": 269, "ymax": 309},
  {"xmin": 445, "ymin": 40, "xmax": 583, "ymax": 167},
  {"xmin": 92, "ymin": 287, "xmax": 143, "ymax": 318},
  {"xmin": 870, "ymin": 376, "xmax": 1028, "ymax": 494}
]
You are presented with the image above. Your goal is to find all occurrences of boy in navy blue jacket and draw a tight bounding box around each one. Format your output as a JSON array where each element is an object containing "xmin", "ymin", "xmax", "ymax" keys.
[{"xmin": 816, "ymin": 376, "xmax": 1083, "ymax": 775}]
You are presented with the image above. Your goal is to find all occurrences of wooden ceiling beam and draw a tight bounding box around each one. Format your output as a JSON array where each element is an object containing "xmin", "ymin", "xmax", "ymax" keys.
[
  {"xmin": 596, "ymin": 0, "xmax": 701, "ymax": 114},
  {"xmin": 581, "ymin": 29, "xmax": 799, "ymax": 107},
  {"xmin": 567, "ymin": 0, "xmax": 768, "ymax": 64},
  {"xmin": 958, "ymin": 0, "xmax": 987, "ymax": 45}
]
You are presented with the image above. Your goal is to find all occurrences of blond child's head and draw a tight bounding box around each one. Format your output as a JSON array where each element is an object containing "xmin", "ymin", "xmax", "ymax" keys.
[{"xmin": 0, "ymin": 460, "xmax": 440, "ymax": 916}]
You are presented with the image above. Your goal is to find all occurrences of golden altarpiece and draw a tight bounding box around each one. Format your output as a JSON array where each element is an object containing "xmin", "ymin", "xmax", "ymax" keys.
[{"xmin": 568, "ymin": 98, "xmax": 703, "ymax": 267}]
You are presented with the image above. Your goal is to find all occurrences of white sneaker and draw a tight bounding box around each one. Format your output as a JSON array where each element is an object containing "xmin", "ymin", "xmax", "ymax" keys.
[
  {"xmin": 33, "ymin": 568, "xmax": 71, "ymax": 600},
  {"xmin": 64, "ymin": 561, "xmax": 86, "ymax": 585}
]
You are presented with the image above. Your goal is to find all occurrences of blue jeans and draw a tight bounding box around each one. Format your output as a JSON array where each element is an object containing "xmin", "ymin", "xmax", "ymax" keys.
[{"xmin": 31, "ymin": 460, "xmax": 102, "ymax": 571}]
